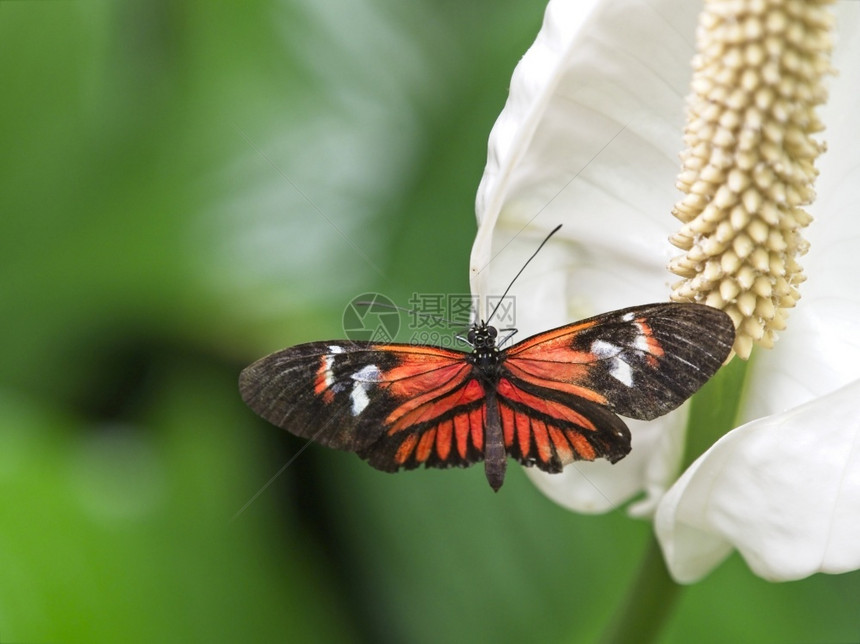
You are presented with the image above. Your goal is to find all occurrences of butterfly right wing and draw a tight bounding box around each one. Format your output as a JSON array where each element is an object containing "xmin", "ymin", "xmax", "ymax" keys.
[
  {"xmin": 239, "ymin": 341, "xmax": 490, "ymax": 472},
  {"xmin": 492, "ymin": 302, "xmax": 734, "ymax": 474},
  {"xmin": 503, "ymin": 303, "xmax": 735, "ymax": 420}
]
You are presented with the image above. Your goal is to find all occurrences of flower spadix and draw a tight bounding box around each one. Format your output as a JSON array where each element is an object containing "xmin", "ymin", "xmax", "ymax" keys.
[{"xmin": 668, "ymin": 0, "xmax": 834, "ymax": 359}]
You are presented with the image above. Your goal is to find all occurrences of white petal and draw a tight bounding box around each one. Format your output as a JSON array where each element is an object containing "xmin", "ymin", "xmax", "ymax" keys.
[
  {"xmin": 528, "ymin": 413, "xmax": 686, "ymax": 515},
  {"xmin": 656, "ymin": 379, "xmax": 860, "ymax": 583},
  {"xmin": 742, "ymin": 3, "xmax": 860, "ymax": 421},
  {"xmin": 470, "ymin": 0, "xmax": 702, "ymax": 319},
  {"xmin": 626, "ymin": 408, "xmax": 688, "ymax": 518},
  {"xmin": 470, "ymin": 0, "xmax": 703, "ymax": 509}
]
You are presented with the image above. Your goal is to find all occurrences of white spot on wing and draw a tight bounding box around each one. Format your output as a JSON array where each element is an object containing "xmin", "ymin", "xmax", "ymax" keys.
[
  {"xmin": 322, "ymin": 355, "xmax": 335, "ymax": 388},
  {"xmin": 621, "ymin": 312, "xmax": 635, "ymax": 322},
  {"xmin": 632, "ymin": 321, "xmax": 661, "ymax": 356},
  {"xmin": 351, "ymin": 365, "xmax": 381, "ymax": 382},
  {"xmin": 591, "ymin": 340, "xmax": 620, "ymax": 358},
  {"xmin": 349, "ymin": 364, "xmax": 381, "ymax": 416},
  {"xmin": 351, "ymin": 384, "xmax": 370, "ymax": 416},
  {"xmin": 610, "ymin": 359, "xmax": 633, "ymax": 386},
  {"xmin": 329, "ymin": 345, "xmax": 345, "ymax": 354},
  {"xmin": 634, "ymin": 334, "xmax": 651, "ymax": 352},
  {"xmin": 591, "ymin": 340, "xmax": 634, "ymax": 387}
]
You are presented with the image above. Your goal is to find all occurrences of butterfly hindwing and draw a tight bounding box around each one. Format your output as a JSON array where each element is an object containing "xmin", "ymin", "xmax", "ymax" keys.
[
  {"xmin": 495, "ymin": 377, "xmax": 632, "ymax": 472},
  {"xmin": 360, "ymin": 396, "xmax": 487, "ymax": 473}
]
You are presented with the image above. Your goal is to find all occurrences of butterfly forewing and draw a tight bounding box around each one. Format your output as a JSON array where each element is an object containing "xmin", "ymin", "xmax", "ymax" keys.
[
  {"xmin": 239, "ymin": 341, "xmax": 488, "ymax": 469},
  {"xmin": 503, "ymin": 303, "xmax": 735, "ymax": 421}
]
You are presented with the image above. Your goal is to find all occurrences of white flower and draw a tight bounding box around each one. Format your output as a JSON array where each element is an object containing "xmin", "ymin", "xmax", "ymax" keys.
[{"xmin": 470, "ymin": 0, "xmax": 860, "ymax": 581}]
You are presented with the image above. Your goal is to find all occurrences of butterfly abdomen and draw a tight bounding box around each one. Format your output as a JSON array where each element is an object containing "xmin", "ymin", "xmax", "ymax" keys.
[{"xmin": 483, "ymin": 388, "xmax": 506, "ymax": 491}]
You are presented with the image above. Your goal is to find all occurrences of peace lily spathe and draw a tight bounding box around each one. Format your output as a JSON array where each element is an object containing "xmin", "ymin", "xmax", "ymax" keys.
[{"xmin": 470, "ymin": 0, "xmax": 860, "ymax": 581}]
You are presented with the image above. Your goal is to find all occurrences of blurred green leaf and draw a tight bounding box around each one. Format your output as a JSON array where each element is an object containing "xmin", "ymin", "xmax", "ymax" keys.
[
  {"xmin": 0, "ymin": 371, "xmax": 353, "ymax": 643},
  {"xmin": 2, "ymin": 0, "xmax": 859, "ymax": 642}
]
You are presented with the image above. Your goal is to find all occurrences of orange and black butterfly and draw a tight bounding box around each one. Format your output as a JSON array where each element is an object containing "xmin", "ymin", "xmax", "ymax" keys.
[{"xmin": 239, "ymin": 301, "xmax": 734, "ymax": 491}]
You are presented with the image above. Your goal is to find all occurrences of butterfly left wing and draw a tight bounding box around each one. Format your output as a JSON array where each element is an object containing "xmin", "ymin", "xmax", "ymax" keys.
[
  {"xmin": 503, "ymin": 302, "xmax": 735, "ymax": 421},
  {"xmin": 239, "ymin": 341, "xmax": 490, "ymax": 473}
]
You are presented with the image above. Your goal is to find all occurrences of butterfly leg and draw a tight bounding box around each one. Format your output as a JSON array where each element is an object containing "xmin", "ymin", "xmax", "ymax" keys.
[{"xmin": 483, "ymin": 388, "xmax": 506, "ymax": 492}]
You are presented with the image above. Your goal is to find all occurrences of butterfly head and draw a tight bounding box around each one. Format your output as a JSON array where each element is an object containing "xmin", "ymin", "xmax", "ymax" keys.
[
  {"xmin": 467, "ymin": 321, "xmax": 497, "ymax": 347},
  {"xmin": 467, "ymin": 322, "xmax": 501, "ymax": 371}
]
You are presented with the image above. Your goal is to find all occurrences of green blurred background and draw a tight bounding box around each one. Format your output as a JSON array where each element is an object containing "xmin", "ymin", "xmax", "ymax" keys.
[{"xmin": 1, "ymin": 1, "xmax": 858, "ymax": 642}]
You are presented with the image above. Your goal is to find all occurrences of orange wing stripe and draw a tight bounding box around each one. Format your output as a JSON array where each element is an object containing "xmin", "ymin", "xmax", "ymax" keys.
[
  {"xmin": 395, "ymin": 434, "xmax": 419, "ymax": 465},
  {"xmin": 503, "ymin": 321, "xmax": 614, "ymax": 404},
  {"xmin": 635, "ymin": 318, "xmax": 665, "ymax": 357},
  {"xmin": 454, "ymin": 412, "xmax": 471, "ymax": 459},
  {"xmin": 497, "ymin": 378, "xmax": 598, "ymax": 431},
  {"xmin": 387, "ymin": 377, "xmax": 484, "ymax": 433},
  {"xmin": 469, "ymin": 406, "xmax": 484, "ymax": 451},
  {"xmin": 313, "ymin": 357, "xmax": 328, "ymax": 396},
  {"xmin": 531, "ymin": 418, "xmax": 551, "ymax": 464},
  {"xmin": 416, "ymin": 428, "xmax": 436, "ymax": 463},
  {"xmin": 516, "ymin": 412, "xmax": 531, "ymax": 456},
  {"xmin": 436, "ymin": 419, "xmax": 453, "ymax": 461},
  {"xmin": 370, "ymin": 344, "xmax": 464, "ymax": 359},
  {"xmin": 313, "ymin": 356, "xmax": 337, "ymax": 404},
  {"xmin": 504, "ymin": 360, "xmax": 607, "ymax": 404},
  {"xmin": 566, "ymin": 429, "xmax": 596, "ymax": 460},
  {"xmin": 500, "ymin": 400, "xmax": 598, "ymax": 464},
  {"xmin": 505, "ymin": 320, "xmax": 598, "ymax": 355},
  {"xmin": 384, "ymin": 361, "xmax": 473, "ymax": 425},
  {"xmin": 548, "ymin": 426, "xmax": 574, "ymax": 464}
]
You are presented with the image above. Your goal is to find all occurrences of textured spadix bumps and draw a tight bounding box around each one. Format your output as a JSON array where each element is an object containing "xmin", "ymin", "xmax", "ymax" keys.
[{"xmin": 669, "ymin": 0, "xmax": 834, "ymax": 359}]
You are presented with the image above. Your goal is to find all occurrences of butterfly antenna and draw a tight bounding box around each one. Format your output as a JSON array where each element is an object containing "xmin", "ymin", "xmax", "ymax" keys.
[{"xmin": 486, "ymin": 224, "xmax": 562, "ymax": 325}]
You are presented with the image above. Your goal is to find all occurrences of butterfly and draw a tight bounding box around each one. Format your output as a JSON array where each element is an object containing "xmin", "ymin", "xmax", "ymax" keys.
[{"xmin": 239, "ymin": 301, "xmax": 735, "ymax": 491}]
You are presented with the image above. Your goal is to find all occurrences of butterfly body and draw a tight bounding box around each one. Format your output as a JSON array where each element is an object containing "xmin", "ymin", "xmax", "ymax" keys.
[
  {"xmin": 239, "ymin": 302, "xmax": 734, "ymax": 491},
  {"xmin": 459, "ymin": 323, "xmax": 505, "ymax": 489}
]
